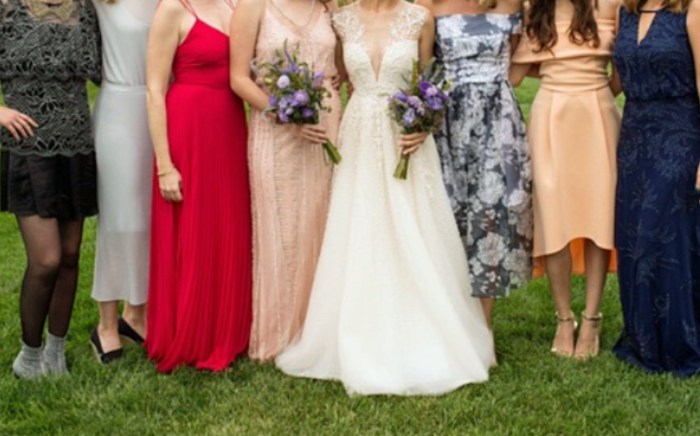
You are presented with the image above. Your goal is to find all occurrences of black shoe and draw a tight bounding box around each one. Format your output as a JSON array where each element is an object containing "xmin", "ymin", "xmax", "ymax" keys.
[
  {"xmin": 118, "ymin": 318, "xmax": 145, "ymax": 345},
  {"xmin": 90, "ymin": 329, "xmax": 124, "ymax": 365}
]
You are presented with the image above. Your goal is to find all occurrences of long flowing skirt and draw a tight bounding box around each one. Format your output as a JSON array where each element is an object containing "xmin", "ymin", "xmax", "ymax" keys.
[
  {"xmin": 92, "ymin": 84, "xmax": 152, "ymax": 305},
  {"xmin": 247, "ymin": 86, "xmax": 341, "ymax": 361},
  {"xmin": 276, "ymin": 92, "xmax": 494, "ymax": 396},
  {"xmin": 613, "ymin": 96, "xmax": 700, "ymax": 376},
  {"xmin": 146, "ymin": 84, "xmax": 252, "ymax": 373}
]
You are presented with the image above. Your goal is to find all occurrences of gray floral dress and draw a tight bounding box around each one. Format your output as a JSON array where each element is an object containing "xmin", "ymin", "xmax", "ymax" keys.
[{"xmin": 434, "ymin": 13, "xmax": 532, "ymax": 298}]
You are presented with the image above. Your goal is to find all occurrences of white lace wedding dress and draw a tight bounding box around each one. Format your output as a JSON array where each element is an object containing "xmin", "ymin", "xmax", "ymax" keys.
[{"xmin": 275, "ymin": 1, "xmax": 494, "ymax": 396}]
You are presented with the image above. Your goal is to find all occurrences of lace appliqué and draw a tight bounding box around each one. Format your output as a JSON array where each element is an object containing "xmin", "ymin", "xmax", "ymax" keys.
[
  {"xmin": 331, "ymin": 4, "xmax": 363, "ymax": 43},
  {"xmin": 0, "ymin": 0, "xmax": 101, "ymax": 157},
  {"xmin": 389, "ymin": 6, "xmax": 427, "ymax": 43}
]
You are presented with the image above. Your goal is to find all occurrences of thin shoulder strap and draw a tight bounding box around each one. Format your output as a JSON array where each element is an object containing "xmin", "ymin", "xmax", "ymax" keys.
[{"xmin": 178, "ymin": 0, "xmax": 198, "ymax": 18}]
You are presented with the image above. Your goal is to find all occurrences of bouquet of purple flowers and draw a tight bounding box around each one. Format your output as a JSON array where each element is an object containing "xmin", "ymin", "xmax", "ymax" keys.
[
  {"xmin": 261, "ymin": 42, "xmax": 342, "ymax": 165},
  {"xmin": 388, "ymin": 59, "xmax": 450, "ymax": 179}
]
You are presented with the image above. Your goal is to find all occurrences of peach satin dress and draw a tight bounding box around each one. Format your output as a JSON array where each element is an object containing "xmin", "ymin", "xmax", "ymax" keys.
[
  {"xmin": 247, "ymin": 0, "xmax": 341, "ymax": 361},
  {"xmin": 512, "ymin": 19, "xmax": 620, "ymax": 273}
]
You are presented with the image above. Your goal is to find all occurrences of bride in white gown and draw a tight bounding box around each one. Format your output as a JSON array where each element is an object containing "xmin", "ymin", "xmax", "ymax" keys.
[{"xmin": 275, "ymin": 0, "xmax": 494, "ymax": 396}]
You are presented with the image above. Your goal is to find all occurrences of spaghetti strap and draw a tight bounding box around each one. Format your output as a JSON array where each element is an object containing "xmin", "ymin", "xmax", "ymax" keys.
[{"xmin": 178, "ymin": 0, "xmax": 198, "ymax": 17}]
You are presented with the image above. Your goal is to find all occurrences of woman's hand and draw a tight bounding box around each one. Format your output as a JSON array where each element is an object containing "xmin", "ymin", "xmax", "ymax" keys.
[
  {"xmin": 331, "ymin": 75, "xmax": 343, "ymax": 91},
  {"xmin": 293, "ymin": 124, "xmax": 329, "ymax": 145},
  {"xmin": 159, "ymin": 167, "xmax": 183, "ymax": 202},
  {"xmin": 0, "ymin": 107, "xmax": 38, "ymax": 141},
  {"xmin": 400, "ymin": 132, "xmax": 429, "ymax": 155}
]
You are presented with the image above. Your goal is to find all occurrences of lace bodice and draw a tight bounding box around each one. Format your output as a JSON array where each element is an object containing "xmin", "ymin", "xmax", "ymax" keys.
[
  {"xmin": 435, "ymin": 13, "xmax": 521, "ymax": 85},
  {"xmin": 0, "ymin": 0, "xmax": 101, "ymax": 82},
  {"xmin": 333, "ymin": 1, "xmax": 427, "ymax": 96},
  {"xmin": 614, "ymin": 8, "xmax": 697, "ymax": 102}
]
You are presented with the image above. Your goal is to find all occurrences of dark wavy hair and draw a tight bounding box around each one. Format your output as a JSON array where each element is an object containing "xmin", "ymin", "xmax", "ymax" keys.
[{"xmin": 525, "ymin": 0, "xmax": 601, "ymax": 53}]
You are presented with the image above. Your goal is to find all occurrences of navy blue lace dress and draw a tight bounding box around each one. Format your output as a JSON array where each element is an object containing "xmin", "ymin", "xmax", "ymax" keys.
[{"xmin": 613, "ymin": 7, "xmax": 700, "ymax": 376}]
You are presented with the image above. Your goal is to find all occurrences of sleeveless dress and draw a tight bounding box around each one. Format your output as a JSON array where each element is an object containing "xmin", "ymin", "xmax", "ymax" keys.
[
  {"xmin": 434, "ymin": 13, "xmax": 532, "ymax": 298},
  {"xmin": 91, "ymin": 0, "xmax": 156, "ymax": 305},
  {"xmin": 612, "ymin": 8, "xmax": 700, "ymax": 376},
  {"xmin": 145, "ymin": 1, "xmax": 252, "ymax": 373},
  {"xmin": 247, "ymin": 0, "xmax": 341, "ymax": 361},
  {"xmin": 0, "ymin": 0, "xmax": 101, "ymax": 218},
  {"xmin": 512, "ymin": 18, "xmax": 620, "ymax": 274},
  {"xmin": 276, "ymin": 2, "xmax": 493, "ymax": 396}
]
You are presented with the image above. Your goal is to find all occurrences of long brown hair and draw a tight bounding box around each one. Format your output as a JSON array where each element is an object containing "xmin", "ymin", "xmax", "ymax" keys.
[
  {"xmin": 525, "ymin": 0, "xmax": 601, "ymax": 53},
  {"xmin": 621, "ymin": 0, "xmax": 691, "ymax": 13}
]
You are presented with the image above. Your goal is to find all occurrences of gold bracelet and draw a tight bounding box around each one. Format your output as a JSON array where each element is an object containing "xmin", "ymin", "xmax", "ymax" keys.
[{"xmin": 157, "ymin": 165, "xmax": 175, "ymax": 177}]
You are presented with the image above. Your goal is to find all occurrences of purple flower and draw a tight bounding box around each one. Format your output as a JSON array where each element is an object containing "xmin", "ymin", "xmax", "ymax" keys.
[
  {"xmin": 278, "ymin": 112, "xmax": 290, "ymax": 123},
  {"xmin": 302, "ymin": 107, "xmax": 316, "ymax": 119},
  {"xmin": 394, "ymin": 91, "xmax": 408, "ymax": 102},
  {"xmin": 283, "ymin": 64, "xmax": 301, "ymax": 75},
  {"xmin": 419, "ymin": 81, "xmax": 431, "ymax": 95},
  {"xmin": 426, "ymin": 97, "xmax": 443, "ymax": 111},
  {"xmin": 407, "ymin": 95, "xmax": 422, "ymax": 109},
  {"xmin": 313, "ymin": 71, "xmax": 325, "ymax": 89},
  {"xmin": 277, "ymin": 75, "xmax": 291, "ymax": 89},
  {"xmin": 292, "ymin": 90, "xmax": 310, "ymax": 106},
  {"xmin": 425, "ymin": 84, "xmax": 439, "ymax": 98},
  {"xmin": 402, "ymin": 109, "xmax": 416, "ymax": 127},
  {"xmin": 279, "ymin": 96, "xmax": 292, "ymax": 109},
  {"xmin": 268, "ymin": 95, "xmax": 279, "ymax": 108}
]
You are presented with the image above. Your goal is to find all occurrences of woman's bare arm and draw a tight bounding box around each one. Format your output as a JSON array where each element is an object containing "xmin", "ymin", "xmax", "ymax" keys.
[{"xmin": 146, "ymin": 0, "xmax": 184, "ymax": 202}]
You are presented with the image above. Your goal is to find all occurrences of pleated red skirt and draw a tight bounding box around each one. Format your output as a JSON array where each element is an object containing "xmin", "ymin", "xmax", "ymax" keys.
[{"xmin": 145, "ymin": 22, "xmax": 252, "ymax": 373}]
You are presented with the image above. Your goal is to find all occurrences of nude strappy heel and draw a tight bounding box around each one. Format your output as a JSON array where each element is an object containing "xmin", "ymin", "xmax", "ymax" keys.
[
  {"xmin": 551, "ymin": 311, "xmax": 578, "ymax": 358},
  {"xmin": 574, "ymin": 312, "xmax": 603, "ymax": 360}
]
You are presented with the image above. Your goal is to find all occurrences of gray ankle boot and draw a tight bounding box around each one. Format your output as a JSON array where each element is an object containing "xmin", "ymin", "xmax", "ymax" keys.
[
  {"xmin": 43, "ymin": 333, "xmax": 68, "ymax": 376},
  {"xmin": 12, "ymin": 341, "xmax": 45, "ymax": 380}
]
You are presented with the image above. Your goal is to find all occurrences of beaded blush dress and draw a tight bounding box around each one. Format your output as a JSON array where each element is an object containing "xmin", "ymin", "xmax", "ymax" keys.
[{"xmin": 247, "ymin": 0, "xmax": 342, "ymax": 361}]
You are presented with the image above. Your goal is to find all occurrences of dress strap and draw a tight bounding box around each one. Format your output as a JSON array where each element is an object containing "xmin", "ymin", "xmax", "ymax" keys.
[{"xmin": 177, "ymin": 0, "xmax": 198, "ymax": 18}]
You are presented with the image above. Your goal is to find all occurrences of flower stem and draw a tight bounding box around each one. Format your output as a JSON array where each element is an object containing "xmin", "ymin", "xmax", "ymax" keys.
[
  {"xmin": 323, "ymin": 141, "xmax": 342, "ymax": 165},
  {"xmin": 393, "ymin": 155, "xmax": 410, "ymax": 180}
]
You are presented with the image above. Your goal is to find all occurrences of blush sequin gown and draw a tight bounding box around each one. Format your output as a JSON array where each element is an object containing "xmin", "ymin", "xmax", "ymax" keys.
[{"xmin": 247, "ymin": 0, "xmax": 341, "ymax": 361}]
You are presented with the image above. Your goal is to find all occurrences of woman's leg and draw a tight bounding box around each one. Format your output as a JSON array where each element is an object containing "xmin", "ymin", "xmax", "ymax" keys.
[
  {"xmin": 46, "ymin": 219, "xmax": 84, "ymax": 337},
  {"xmin": 13, "ymin": 215, "xmax": 62, "ymax": 378},
  {"xmin": 574, "ymin": 240, "xmax": 609, "ymax": 359},
  {"xmin": 479, "ymin": 298, "xmax": 494, "ymax": 330},
  {"xmin": 43, "ymin": 218, "xmax": 85, "ymax": 374},
  {"xmin": 545, "ymin": 245, "xmax": 575, "ymax": 356},
  {"xmin": 96, "ymin": 301, "xmax": 122, "ymax": 353},
  {"xmin": 122, "ymin": 303, "xmax": 147, "ymax": 339}
]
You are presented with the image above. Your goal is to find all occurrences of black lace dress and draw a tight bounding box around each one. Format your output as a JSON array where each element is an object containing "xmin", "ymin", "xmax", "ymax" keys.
[{"xmin": 0, "ymin": 0, "xmax": 101, "ymax": 218}]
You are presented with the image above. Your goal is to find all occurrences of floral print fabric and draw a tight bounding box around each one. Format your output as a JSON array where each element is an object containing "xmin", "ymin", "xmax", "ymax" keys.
[{"xmin": 434, "ymin": 13, "xmax": 532, "ymax": 298}]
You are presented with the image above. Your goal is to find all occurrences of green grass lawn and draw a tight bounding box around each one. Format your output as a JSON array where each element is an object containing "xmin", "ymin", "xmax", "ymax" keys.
[{"xmin": 1, "ymin": 81, "xmax": 699, "ymax": 436}]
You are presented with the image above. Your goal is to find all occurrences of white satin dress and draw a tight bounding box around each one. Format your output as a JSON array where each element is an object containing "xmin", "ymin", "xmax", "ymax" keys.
[{"xmin": 91, "ymin": 0, "xmax": 157, "ymax": 305}]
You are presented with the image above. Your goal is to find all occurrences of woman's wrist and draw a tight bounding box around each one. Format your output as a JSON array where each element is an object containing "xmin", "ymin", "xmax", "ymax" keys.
[{"xmin": 156, "ymin": 158, "xmax": 176, "ymax": 177}]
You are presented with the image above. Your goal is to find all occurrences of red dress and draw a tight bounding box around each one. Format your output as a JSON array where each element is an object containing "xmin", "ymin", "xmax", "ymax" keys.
[{"xmin": 145, "ymin": 7, "xmax": 252, "ymax": 373}]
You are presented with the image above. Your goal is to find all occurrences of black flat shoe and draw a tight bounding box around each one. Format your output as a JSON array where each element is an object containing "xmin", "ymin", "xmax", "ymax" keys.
[
  {"xmin": 90, "ymin": 329, "xmax": 124, "ymax": 365},
  {"xmin": 118, "ymin": 318, "xmax": 145, "ymax": 345}
]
